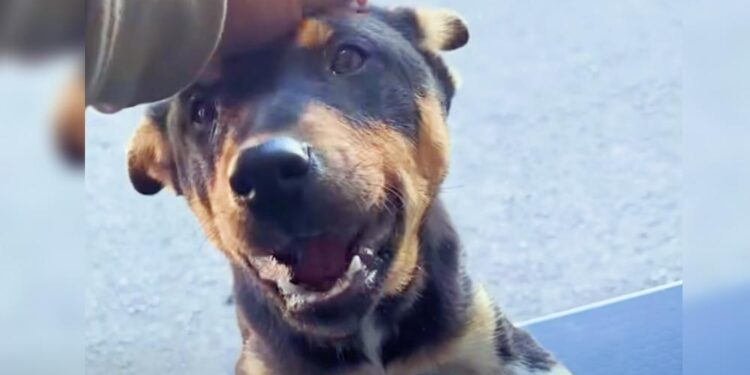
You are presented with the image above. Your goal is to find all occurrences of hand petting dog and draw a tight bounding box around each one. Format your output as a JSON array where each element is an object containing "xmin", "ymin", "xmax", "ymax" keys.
[{"xmin": 220, "ymin": 0, "xmax": 366, "ymax": 54}]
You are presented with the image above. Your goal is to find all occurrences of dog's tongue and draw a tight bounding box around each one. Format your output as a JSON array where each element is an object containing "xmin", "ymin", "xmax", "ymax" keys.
[{"xmin": 291, "ymin": 238, "xmax": 349, "ymax": 290}]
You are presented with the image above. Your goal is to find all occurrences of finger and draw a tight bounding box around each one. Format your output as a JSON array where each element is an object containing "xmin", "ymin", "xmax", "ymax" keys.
[{"xmin": 220, "ymin": 0, "xmax": 303, "ymax": 54}]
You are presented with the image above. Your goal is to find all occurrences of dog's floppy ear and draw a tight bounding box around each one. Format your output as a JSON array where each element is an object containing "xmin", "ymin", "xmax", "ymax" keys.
[
  {"xmin": 126, "ymin": 104, "xmax": 174, "ymax": 196},
  {"xmin": 413, "ymin": 8, "xmax": 470, "ymax": 52}
]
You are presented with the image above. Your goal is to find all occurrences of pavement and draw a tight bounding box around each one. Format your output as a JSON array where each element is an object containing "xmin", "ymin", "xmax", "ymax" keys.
[
  {"xmin": 0, "ymin": 57, "xmax": 83, "ymax": 375},
  {"xmin": 82, "ymin": 0, "xmax": 681, "ymax": 373}
]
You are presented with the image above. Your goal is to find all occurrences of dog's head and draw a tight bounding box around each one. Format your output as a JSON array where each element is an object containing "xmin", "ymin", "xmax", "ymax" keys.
[{"xmin": 126, "ymin": 7, "xmax": 468, "ymax": 338}]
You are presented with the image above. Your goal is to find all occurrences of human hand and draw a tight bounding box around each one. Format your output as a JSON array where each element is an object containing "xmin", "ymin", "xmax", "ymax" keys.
[{"xmin": 219, "ymin": 0, "xmax": 366, "ymax": 54}]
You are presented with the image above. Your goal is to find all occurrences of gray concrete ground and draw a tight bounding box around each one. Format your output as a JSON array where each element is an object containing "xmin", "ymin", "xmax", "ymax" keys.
[
  {"xmin": 0, "ymin": 58, "xmax": 83, "ymax": 375},
  {"xmin": 85, "ymin": 0, "xmax": 681, "ymax": 373}
]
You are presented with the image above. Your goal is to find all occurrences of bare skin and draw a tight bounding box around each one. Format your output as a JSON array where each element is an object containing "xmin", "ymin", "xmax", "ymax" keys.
[{"xmin": 221, "ymin": 0, "xmax": 363, "ymax": 53}]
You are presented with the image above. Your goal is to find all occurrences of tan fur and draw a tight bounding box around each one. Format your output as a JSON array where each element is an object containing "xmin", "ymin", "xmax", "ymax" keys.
[
  {"xmin": 383, "ymin": 96, "xmax": 450, "ymax": 296},
  {"xmin": 236, "ymin": 345, "xmax": 272, "ymax": 375},
  {"xmin": 414, "ymin": 8, "xmax": 469, "ymax": 52},
  {"xmin": 385, "ymin": 286, "xmax": 503, "ymax": 375},
  {"xmin": 296, "ymin": 19, "xmax": 334, "ymax": 49},
  {"xmin": 205, "ymin": 136, "xmax": 248, "ymax": 264},
  {"xmin": 126, "ymin": 118, "xmax": 172, "ymax": 191},
  {"xmin": 448, "ymin": 65, "xmax": 464, "ymax": 90},
  {"xmin": 296, "ymin": 104, "xmax": 390, "ymax": 211},
  {"xmin": 185, "ymin": 192, "xmax": 225, "ymax": 255}
]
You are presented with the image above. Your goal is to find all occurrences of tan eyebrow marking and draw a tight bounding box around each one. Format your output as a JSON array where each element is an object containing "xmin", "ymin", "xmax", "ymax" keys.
[{"xmin": 296, "ymin": 19, "xmax": 334, "ymax": 49}]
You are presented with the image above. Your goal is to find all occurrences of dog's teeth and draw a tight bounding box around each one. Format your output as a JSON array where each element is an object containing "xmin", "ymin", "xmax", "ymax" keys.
[
  {"xmin": 279, "ymin": 255, "xmax": 370, "ymax": 307},
  {"xmin": 277, "ymin": 278, "xmax": 304, "ymax": 296},
  {"xmin": 252, "ymin": 256, "xmax": 292, "ymax": 282},
  {"xmin": 352, "ymin": 255, "xmax": 363, "ymax": 270},
  {"xmin": 347, "ymin": 255, "xmax": 363, "ymax": 278},
  {"xmin": 363, "ymin": 248, "xmax": 374, "ymax": 256},
  {"xmin": 329, "ymin": 276, "xmax": 349, "ymax": 295}
]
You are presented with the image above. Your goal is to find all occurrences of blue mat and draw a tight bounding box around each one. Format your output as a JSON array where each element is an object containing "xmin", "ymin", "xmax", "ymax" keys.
[{"xmin": 522, "ymin": 282, "xmax": 682, "ymax": 375}]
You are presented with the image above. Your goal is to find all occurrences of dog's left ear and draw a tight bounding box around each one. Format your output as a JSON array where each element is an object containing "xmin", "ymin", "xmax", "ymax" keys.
[
  {"xmin": 126, "ymin": 104, "xmax": 175, "ymax": 196},
  {"xmin": 412, "ymin": 8, "xmax": 470, "ymax": 52}
]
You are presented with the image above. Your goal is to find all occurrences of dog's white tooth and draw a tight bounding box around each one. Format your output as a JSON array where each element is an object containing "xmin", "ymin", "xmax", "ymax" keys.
[
  {"xmin": 347, "ymin": 255, "xmax": 363, "ymax": 278},
  {"xmin": 287, "ymin": 294, "xmax": 304, "ymax": 308},
  {"xmin": 304, "ymin": 292, "xmax": 323, "ymax": 303},
  {"xmin": 277, "ymin": 278, "xmax": 302, "ymax": 296},
  {"xmin": 333, "ymin": 277, "xmax": 348, "ymax": 293},
  {"xmin": 363, "ymin": 248, "xmax": 374, "ymax": 256}
]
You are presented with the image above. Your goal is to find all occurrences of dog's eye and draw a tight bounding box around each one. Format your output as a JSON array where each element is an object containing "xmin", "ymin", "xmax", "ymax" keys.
[
  {"xmin": 331, "ymin": 45, "xmax": 367, "ymax": 75},
  {"xmin": 191, "ymin": 98, "xmax": 218, "ymax": 127}
]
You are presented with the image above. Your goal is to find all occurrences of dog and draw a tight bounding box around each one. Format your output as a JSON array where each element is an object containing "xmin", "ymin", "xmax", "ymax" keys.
[{"xmin": 125, "ymin": 6, "xmax": 572, "ymax": 375}]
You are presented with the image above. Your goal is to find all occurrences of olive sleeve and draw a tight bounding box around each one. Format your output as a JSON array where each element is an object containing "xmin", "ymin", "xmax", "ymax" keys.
[
  {"xmin": 86, "ymin": 0, "xmax": 227, "ymax": 110},
  {"xmin": 1, "ymin": 0, "xmax": 226, "ymax": 110}
]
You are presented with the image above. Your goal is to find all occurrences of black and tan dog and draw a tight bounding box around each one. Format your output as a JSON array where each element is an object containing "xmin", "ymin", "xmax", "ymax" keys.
[{"xmin": 126, "ymin": 6, "xmax": 572, "ymax": 375}]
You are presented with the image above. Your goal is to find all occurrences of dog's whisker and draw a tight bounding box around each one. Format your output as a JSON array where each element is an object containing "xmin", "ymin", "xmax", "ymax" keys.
[{"xmin": 441, "ymin": 184, "xmax": 466, "ymax": 191}]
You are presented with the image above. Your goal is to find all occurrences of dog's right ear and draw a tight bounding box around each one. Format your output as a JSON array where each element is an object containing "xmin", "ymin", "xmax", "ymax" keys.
[
  {"xmin": 412, "ymin": 8, "xmax": 470, "ymax": 52},
  {"xmin": 126, "ymin": 104, "xmax": 174, "ymax": 196}
]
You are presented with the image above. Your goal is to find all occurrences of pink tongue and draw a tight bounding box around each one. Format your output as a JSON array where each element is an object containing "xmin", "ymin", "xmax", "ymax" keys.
[{"xmin": 292, "ymin": 239, "xmax": 349, "ymax": 290}]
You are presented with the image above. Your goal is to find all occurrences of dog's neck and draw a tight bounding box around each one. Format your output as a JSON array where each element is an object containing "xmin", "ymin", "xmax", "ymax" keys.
[{"xmin": 232, "ymin": 199, "xmax": 472, "ymax": 374}]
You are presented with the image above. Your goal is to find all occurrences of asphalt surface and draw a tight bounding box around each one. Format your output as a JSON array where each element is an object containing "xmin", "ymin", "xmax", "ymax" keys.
[
  {"xmin": 0, "ymin": 58, "xmax": 83, "ymax": 375},
  {"xmin": 84, "ymin": 0, "xmax": 681, "ymax": 373}
]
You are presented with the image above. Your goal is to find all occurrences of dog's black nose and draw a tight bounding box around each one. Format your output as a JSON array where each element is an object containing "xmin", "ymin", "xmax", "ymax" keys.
[{"xmin": 230, "ymin": 137, "xmax": 311, "ymax": 200}]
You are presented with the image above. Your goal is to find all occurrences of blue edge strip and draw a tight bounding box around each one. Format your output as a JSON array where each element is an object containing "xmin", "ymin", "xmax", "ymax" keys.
[{"xmin": 521, "ymin": 282, "xmax": 682, "ymax": 375}]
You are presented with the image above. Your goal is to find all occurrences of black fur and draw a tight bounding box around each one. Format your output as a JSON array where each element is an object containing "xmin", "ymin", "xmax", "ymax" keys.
[
  {"xmin": 494, "ymin": 309, "xmax": 557, "ymax": 371},
  {"xmin": 231, "ymin": 200, "xmax": 475, "ymax": 374},
  {"xmin": 379, "ymin": 200, "xmax": 473, "ymax": 365}
]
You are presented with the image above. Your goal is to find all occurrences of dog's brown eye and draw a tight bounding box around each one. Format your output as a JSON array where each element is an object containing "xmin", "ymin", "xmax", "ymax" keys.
[
  {"xmin": 331, "ymin": 45, "xmax": 367, "ymax": 75},
  {"xmin": 191, "ymin": 99, "xmax": 218, "ymax": 127}
]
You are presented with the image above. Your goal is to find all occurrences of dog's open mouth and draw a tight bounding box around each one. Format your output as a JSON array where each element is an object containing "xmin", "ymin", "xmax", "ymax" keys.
[
  {"xmin": 244, "ymin": 208, "xmax": 397, "ymax": 310},
  {"xmin": 248, "ymin": 239, "xmax": 378, "ymax": 308}
]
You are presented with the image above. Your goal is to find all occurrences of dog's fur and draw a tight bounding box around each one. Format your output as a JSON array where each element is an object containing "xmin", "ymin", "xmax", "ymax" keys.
[{"xmin": 126, "ymin": 6, "xmax": 571, "ymax": 375}]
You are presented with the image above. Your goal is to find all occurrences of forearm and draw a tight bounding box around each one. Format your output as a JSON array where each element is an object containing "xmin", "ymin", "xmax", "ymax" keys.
[
  {"xmin": 86, "ymin": 0, "xmax": 352, "ymax": 110},
  {"xmin": 86, "ymin": 0, "xmax": 226, "ymax": 110},
  {"xmin": 2, "ymin": 0, "xmax": 355, "ymax": 111}
]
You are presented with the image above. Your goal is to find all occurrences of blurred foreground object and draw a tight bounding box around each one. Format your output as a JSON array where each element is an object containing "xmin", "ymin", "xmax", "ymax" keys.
[
  {"xmin": 87, "ymin": 0, "xmax": 361, "ymax": 112},
  {"xmin": 0, "ymin": 0, "xmax": 84, "ymax": 56},
  {"xmin": 3, "ymin": 0, "xmax": 357, "ymax": 112},
  {"xmin": 3, "ymin": 0, "xmax": 358, "ymax": 167},
  {"xmin": 685, "ymin": 0, "xmax": 750, "ymax": 373},
  {"xmin": 0, "ymin": 58, "xmax": 84, "ymax": 375},
  {"xmin": 53, "ymin": 74, "xmax": 85, "ymax": 165}
]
